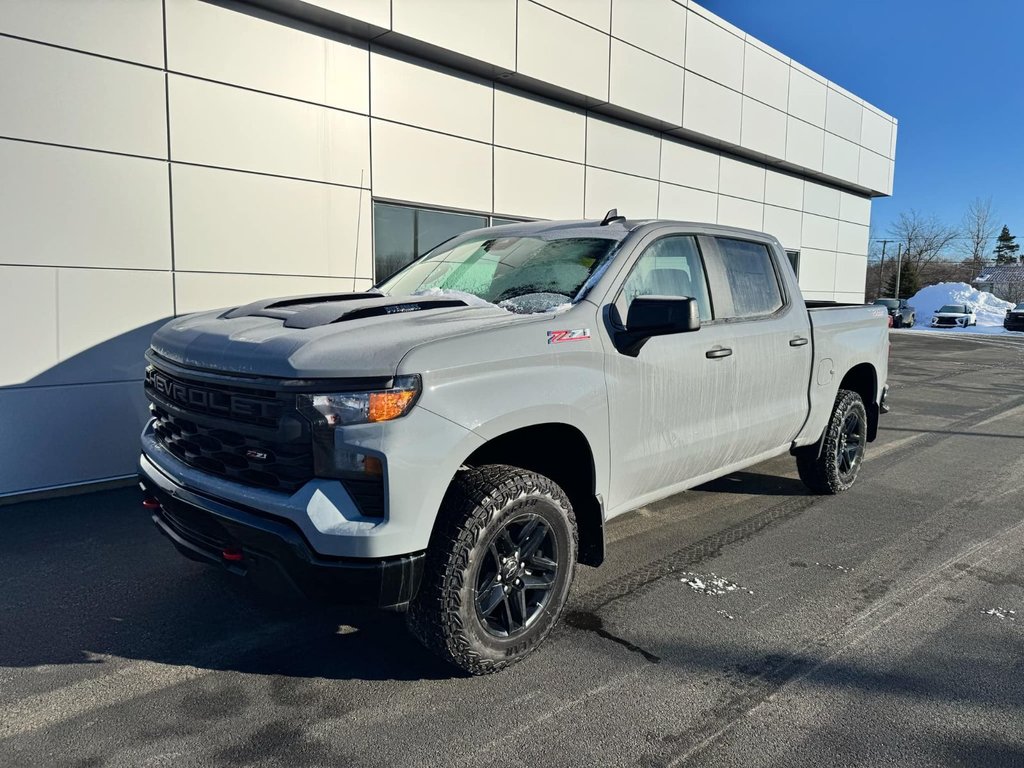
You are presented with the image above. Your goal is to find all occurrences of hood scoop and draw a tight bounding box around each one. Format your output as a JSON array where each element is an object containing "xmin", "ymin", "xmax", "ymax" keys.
[
  {"xmin": 219, "ymin": 291, "xmax": 496, "ymax": 329},
  {"xmin": 283, "ymin": 297, "xmax": 470, "ymax": 328},
  {"xmin": 223, "ymin": 291, "xmax": 380, "ymax": 320}
]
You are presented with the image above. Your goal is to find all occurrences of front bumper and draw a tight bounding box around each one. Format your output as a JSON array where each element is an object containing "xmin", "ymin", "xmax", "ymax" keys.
[{"xmin": 139, "ymin": 456, "xmax": 424, "ymax": 608}]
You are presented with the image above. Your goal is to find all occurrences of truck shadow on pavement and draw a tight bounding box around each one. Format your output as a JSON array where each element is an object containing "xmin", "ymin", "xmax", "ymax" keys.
[
  {"xmin": 1, "ymin": 466, "xmax": 817, "ymax": 684},
  {"xmin": 0, "ymin": 487, "xmax": 455, "ymax": 682},
  {"xmin": 696, "ymin": 471, "xmax": 810, "ymax": 497}
]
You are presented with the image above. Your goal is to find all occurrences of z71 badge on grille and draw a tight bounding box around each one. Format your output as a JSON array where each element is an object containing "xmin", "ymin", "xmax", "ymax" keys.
[{"xmin": 547, "ymin": 328, "xmax": 591, "ymax": 344}]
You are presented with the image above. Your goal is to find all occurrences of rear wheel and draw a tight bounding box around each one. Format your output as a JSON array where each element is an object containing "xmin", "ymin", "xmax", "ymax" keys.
[
  {"xmin": 795, "ymin": 389, "xmax": 868, "ymax": 494},
  {"xmin": 407, "ymin": 465, "xmax": 577, "ymax": 675},
  {"xmin": 908, "ymin": 314, "xmax": 916, "ymax": 326}
]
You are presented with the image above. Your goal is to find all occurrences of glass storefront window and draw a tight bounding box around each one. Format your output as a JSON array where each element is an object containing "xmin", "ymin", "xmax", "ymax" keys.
[
  {"xmin": 373, "ymin": 203, "xmax": 488, "ymax": 282},
  {"xmin": 372, "ymin": 203, "xmax": 534, "ymax": 282}
]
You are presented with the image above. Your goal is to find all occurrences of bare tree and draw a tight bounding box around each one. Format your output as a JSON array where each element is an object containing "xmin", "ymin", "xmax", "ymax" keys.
[
  {"xmin": 959, "ymin": 197, "xmax": 998, "ymax": 267},
  {"xmin": 887, "ymin": 210, "xmax": 961, "ymax": 279}
]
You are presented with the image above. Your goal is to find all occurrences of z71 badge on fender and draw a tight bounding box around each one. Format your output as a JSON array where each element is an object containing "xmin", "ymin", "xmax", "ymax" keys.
[{"xmin": 547, "ymin": 328, "xmax": 591, "ymax": 344}]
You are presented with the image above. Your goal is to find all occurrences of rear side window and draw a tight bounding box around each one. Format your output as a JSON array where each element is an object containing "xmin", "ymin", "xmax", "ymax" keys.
[
  {"xmin": 714, "ymin": 238, "xmax": 784, "ymax": 318},
  {"xmin": 619, "ymin": 235, "xmax": 713, "ymax": 321}
]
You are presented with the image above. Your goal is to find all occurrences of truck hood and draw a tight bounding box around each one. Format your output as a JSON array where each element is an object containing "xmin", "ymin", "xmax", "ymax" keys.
[{"xmin": 149, "ymin": 292, "xmax": 531, "ymax": 379}]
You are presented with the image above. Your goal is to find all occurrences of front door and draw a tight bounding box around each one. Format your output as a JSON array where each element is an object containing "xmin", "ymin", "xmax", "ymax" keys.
[{"xmin": 602, "ymin": 233, "xmax": 742, "ymax": 514}]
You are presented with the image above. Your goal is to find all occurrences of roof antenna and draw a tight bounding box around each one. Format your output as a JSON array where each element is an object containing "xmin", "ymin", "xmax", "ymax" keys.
[{"xmin": 600, "ymin": 208, "xmax": 625, "ymax": 226}]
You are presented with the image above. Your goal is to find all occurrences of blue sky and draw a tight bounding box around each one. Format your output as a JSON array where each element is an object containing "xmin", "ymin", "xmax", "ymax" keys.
[{"xmin": 703, "ymin": 0, "xmax": 1024, "ymax": 253}]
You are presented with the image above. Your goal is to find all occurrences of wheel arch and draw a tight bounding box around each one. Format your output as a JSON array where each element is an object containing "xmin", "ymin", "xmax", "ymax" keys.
[
  {"xmin": 455, "ymin": 422, "xmax": 604, "ymax": 567},
  {"xmin": 839, "ymin": 363, "xmax": 879, "ymax": 441}
]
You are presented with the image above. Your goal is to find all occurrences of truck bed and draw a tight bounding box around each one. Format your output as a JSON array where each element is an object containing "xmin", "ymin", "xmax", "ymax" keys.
[{"xmin": 795, "ymin": 303, "xmax": 890, "ymax": 446}]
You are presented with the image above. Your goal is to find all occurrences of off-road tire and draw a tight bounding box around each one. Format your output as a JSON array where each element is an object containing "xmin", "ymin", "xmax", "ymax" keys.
[
  {"xmin": 406, "ymin": 464, "xmax": 578, "ymax": 675},
  {"xmin": 795, "ymin": 389, "xmax": 868, "ymax": 494}
]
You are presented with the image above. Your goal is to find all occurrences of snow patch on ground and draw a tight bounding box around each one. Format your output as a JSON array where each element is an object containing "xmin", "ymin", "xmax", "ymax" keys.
[
  {"xmin": 983, "ymin": 607, "xmax": 1017, "ymax": 621},
  {"xmin": 815, "ymin": 562, "xmax": 853, "ymax": 573},
  {"xmin": 681, "ymin": 572, "xmax": 755, "ymax": 596},
  {"xmin": 904, "ymin": 282, "xmax": 1014, "ymax": 335}
]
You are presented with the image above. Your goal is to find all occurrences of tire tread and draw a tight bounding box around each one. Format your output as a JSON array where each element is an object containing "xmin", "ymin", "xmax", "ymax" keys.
[{"xmin": 406, "ymin": 464, "xmax": 577, "ymax": 675}]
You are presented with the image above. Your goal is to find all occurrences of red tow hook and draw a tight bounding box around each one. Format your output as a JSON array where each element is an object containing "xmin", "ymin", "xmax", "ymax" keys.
[
  {"xmin": 221, "ymin": 547, "xmax": 244, "ymax": 562},
  {"xmin": 142, "ymin": 497, "xmax": 161, "ymax": 510}
]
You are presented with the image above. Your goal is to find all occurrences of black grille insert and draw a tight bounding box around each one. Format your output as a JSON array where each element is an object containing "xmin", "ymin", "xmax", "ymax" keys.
[{"xmin": 146, "ymin": 367, "xmax": 313, "ymax": 492}]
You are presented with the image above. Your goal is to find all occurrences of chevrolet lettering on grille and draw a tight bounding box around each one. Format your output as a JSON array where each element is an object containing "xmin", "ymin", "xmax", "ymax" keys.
[{"xmin": 147, "ymin": 370, "xmax": 278, "ymax": 421}]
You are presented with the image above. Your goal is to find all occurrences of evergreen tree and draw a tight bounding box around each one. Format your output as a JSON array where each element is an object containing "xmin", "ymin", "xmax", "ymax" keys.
[
  {"xmin": 993, "ymin": 225, "xmax": 1020, "ymax": 264},
  {"xmin": 883, "ymin": 258, "xmax": 920, "ymax": 299}
]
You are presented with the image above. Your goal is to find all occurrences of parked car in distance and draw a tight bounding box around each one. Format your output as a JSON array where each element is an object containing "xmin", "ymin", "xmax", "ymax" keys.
[
  {"xmin": 931, "ymin": 304, "xmax": 977, "ymax": 328},
  {"xmin": 873, "ymin": 298, "xmax": 915, "ymax": 328},
  {"xmin": 1004, "ymin": 303, "xmax": 1024, "ymax": 332},
  {"xmin": 139, "ymin": 215, "xmax": 890, "ymax": 674}
]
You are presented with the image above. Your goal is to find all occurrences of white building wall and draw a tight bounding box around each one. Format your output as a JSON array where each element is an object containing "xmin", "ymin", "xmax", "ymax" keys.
[{"xmin": 0, "ymin": 0, "xmax": 895, "ymax": 496}]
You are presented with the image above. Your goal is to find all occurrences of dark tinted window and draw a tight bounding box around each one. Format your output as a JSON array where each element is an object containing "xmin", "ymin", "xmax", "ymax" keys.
[
  {"xmin": 373, "ymin": 203, "xmax": 487, "ymax": 281},
  {"xmin": 785, "ymin": 249, "xmax": 800, "ymax": 277},
  {"xmin": 620, "ymin": 236, "xmax": 712, "ymax": 321},
  {"xmin": 715, "ymin": 238, "xmax": 784, "ymax": 318}
]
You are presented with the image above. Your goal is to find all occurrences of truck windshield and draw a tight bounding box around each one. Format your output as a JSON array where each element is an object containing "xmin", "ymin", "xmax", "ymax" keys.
[
  {"xmin": 873, "ymin": 299, "xmax": 899, "ymax": 309},
  {"xmin": 377, "ymin": 235, "xmax": 619, "ymax": 313},
  {"xmin": 938, "ymin": 304, "xmax": 966, "ymax": 313}
]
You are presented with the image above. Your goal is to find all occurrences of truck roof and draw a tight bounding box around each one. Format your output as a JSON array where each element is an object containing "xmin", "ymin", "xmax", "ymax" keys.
[{"xmin": 457, "ymin": 217, "xmax": 780, "ymax": 244}]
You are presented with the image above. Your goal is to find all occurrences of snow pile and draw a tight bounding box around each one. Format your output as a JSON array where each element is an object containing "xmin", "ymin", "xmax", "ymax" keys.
[
  {"xmin": 906, "ymin": 282, "xmax": 1014, "ymax": 334},
  {"xmin": 680, "ymin": 572, "xmax": 754, "ymax": 596}
]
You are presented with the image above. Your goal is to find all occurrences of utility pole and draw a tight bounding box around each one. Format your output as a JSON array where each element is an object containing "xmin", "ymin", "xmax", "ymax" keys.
[
  {"xmin": 894, "ymin": 243, "xmax": 904, "ymax": 299},
  {"xmin": 877, "ymin": 240, "xmax": 889, "ymax": 295}
]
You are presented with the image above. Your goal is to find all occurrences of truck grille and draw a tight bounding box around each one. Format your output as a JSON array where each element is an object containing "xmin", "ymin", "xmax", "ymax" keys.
[{"xmin": 145, "ymin": 366, "xmax": 314, "ymax": 493}]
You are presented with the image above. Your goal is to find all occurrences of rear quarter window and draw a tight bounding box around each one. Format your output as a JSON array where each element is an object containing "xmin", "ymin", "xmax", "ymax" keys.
[{"xmin": 714, "ymin": 238, "xmax": 784, "ymax": 318}]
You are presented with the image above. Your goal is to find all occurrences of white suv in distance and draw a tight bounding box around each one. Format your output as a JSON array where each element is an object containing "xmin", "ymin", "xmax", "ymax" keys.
[{"xmin": 931, "ymin": 304, "xmax": 977, "ymax": 328}]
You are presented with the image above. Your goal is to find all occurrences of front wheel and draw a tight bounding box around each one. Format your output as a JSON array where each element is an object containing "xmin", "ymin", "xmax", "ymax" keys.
[
  {"xmin": 407, "ymin": 465, "xmax": 577, "ymax": 675},
  {"xmin": 795, "ymin": 389, "xmax": 868, "ymax": 494}
]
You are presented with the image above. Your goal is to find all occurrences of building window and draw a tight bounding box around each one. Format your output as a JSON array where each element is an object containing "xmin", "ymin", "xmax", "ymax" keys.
[
  {"xmin": 372, "ymin": 203, "xmax": 530, "ymax": 282},
  {"xmin": 786, "ymin": 250, "xmax": 800, "ymax": 278}
]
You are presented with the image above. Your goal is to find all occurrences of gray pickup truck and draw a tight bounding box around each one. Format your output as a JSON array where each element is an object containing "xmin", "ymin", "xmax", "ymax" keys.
[{"xmin": 139, "ymin": 215, "xmax": 890, "ymax": 674}]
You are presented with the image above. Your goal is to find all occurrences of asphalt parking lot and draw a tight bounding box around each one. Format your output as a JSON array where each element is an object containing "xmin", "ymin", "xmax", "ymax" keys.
[{"xmin": 2, "ymin": 331, "xmax": 1023, "ymax": 768}]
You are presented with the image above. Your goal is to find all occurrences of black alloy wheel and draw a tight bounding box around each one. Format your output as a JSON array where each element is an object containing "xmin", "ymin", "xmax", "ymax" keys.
[
  {"xmin": 836, "ymin": 409, "xmax": 866, "ymax": 483},
  {"xmin": 474, "ymin": 514, "xmax": 559, "ymax": 638}
]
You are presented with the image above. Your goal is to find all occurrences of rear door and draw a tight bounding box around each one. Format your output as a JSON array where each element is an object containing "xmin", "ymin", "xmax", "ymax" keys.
[{"xmin": 699, "ymin": 236, "xmax": 813, "ymax": 458}]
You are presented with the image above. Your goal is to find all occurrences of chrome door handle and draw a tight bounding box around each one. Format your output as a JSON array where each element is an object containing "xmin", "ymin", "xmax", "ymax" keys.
[
  {"xmin": 706, "ymin": 346, "xmax": 733, "ymax": 359},
  {"xmin": 789, "ymin": 337, "xmax": 809, "ymax": 347}
]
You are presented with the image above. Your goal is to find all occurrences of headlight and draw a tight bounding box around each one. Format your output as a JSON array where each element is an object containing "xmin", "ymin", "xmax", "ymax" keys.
[{"xmin": 299, "ymin": 375, "xmax": 421, "ymax": 427}]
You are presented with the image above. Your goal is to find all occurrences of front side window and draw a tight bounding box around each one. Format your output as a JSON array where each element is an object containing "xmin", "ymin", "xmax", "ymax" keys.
[
  {"xmin": 715, "ymin": 238, "xmax": 784, "ymax": 318},
  {"xmin": 378, "ymin": 234, "xmax": 619, "ymax": 313},
  {"xmin": 618, "ymin": 236, "xmax": 713, "ymax": 321}
]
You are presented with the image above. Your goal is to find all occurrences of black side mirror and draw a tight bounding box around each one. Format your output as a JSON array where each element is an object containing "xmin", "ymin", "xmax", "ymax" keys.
[{"xmin": 615, "ymin": 295, "xmax": 700, "ymax": 356}]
